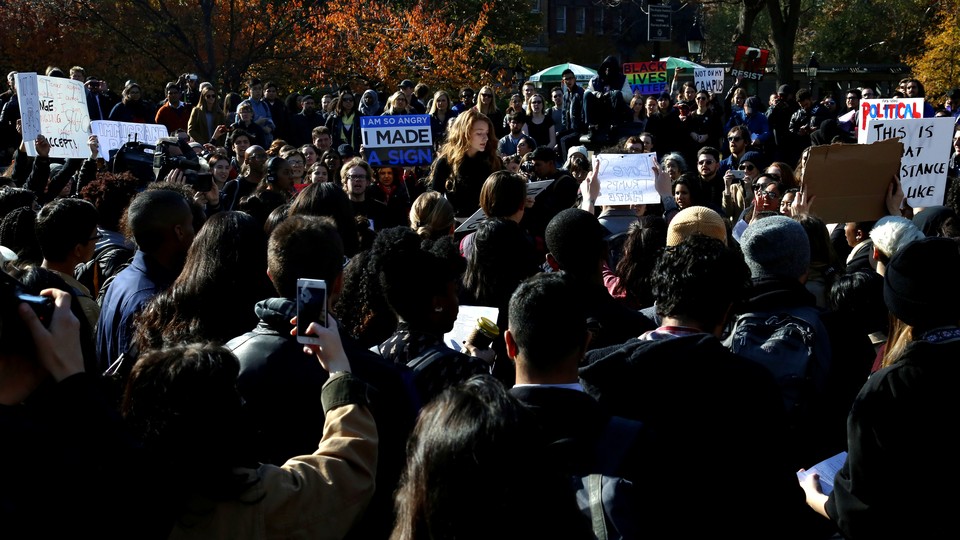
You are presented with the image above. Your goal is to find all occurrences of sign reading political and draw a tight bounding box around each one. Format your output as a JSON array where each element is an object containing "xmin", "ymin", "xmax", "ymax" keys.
[
  {"xmin": 594, "ymin": 152, "xmax": 660, "ymax": 206},
  {"xmin": 623, "ymin": 61, "xmax": 667, "ymax": 95},
  {"xmin": 864, "ymin": 117, "xmax": 954, "ymax": 208},
  {"xmin": 694, "ymin": 68, "xmax": 724, "ymax": 94},
  {"xmin": 857, "ymin": 98, "xmax": 924, "ymax": 143},
  {"xmin": 16, "ymin": 73, "xmax": 90, "ymax": 158},
  {"xmin": 91, "ymin": 120, "xmax": 170, "ymax": 162},
  {"xmin": 360, "ymin": 114, "xmax": 433, "ymax": 167},
  {"xmin": 647, "ymin": 4, "xmax": 671, "ymax": 42},
  {"xmin": 730, "ymin": 46, "xmax": 769, "ymax": 81},
  {"xmin": 455, "ymin": 179, "xmax": 555, "ymax": 234}
]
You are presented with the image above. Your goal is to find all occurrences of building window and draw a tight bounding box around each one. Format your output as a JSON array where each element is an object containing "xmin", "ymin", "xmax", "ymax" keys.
[
  {"xmin": 556, "ymin": 5, "xmax": 567, "ymax": 34},
  {"xmin": 596, "ymin": 7, "xmax": 604, "ymax": 35},
  {"xmin": 531, "ymin": 0, "xmax": 541, "ymax": 14},
  {"xmin": 576, "ymin": 7, "xmax": 586, "ymax": 34}
]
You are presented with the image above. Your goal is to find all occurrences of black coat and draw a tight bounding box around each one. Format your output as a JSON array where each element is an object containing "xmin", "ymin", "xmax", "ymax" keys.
[
  {"xmin": 579, "ymin": 334, "xmax": 814, "ymax": 539},
  {"xmin": 826, "ymin": 337, "xmax": 960, "ymax": 539}
]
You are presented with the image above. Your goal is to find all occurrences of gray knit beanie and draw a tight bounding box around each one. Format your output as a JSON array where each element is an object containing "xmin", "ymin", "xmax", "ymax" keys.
[{"xmin": 740, "ymin": 215, "xmax": 810, "ymax": 280}]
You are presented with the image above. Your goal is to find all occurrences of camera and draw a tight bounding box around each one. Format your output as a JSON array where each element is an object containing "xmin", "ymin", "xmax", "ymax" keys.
[
  {"xmin": 520, "ymin": 160, "xmax": 536, "ymax": 174},
  {"xmin": 184, "ymin": 171, "xmax": 214, "ymax": 192},
  {"xmin": 154, "ymin": 140, "xmax": 202, "ymax": 172}
]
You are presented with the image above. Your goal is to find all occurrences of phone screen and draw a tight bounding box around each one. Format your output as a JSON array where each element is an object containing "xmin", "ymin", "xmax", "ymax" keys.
[{"xmin": 297, "ymin": 279, "xmax": 327, "ymax": 342}]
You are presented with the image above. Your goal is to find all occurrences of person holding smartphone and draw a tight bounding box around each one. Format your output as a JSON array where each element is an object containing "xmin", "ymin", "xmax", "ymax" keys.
[{"xmin": 722, "ymin": 150, "xmax": 764, "ymax": 226}]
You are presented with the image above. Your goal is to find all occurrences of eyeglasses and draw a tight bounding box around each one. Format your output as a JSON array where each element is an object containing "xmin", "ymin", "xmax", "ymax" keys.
[
  {"xmin": 480, "ymin": 93, "xmax": 493, "ymax": 98},
  {"xmin": 823, "ymin": 101, "xmax": 836, "ymax": 106},
  {"xmin": 346, "ymin": 174, "xmax": 368, "ymax": 181},
  {"xmin": 739, "ymin": 163, "xmax": 755, "ymax": 171},
  {"xmin": 728, "ymin": 136, "xmax": 743, "ymax": 142},
  {"xmin": 698, "ymin": 159, "xmax": 716, "ymax": 166}
]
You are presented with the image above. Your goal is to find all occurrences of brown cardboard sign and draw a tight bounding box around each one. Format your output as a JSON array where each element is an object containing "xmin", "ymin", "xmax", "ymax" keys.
[{"xmin": 798, "ymin": 138, "xmax": 903, "ymax": 224}]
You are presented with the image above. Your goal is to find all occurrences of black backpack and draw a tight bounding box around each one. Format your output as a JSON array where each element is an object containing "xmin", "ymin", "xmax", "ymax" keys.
[{"xmin": 570, "ymin": 416, "xmax": 645, "ymax": 540}]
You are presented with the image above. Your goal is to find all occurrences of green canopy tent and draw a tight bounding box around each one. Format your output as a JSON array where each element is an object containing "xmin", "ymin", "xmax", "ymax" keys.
[
  {"xmin": 660, "ymin": 56, "xmax": 704, "ymax": 85},
  {"xmin": 527, "ymin": 62, "xmax": 597, "ymax": 87}
]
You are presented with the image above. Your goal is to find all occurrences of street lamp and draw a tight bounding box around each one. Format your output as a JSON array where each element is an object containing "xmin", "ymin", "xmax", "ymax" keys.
[
  {"xmin": 806, "ymin": 53, "xmax": 820, "ymax": 96},
  {"xmin": 687, "ymin": 21, "xmax": 705, "ymax": 63}
]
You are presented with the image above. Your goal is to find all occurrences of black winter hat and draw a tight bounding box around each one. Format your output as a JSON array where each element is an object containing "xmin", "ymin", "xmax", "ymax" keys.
[{"xmin": 884, "ymin": 236, "xmax": 960, "ymax": 330}]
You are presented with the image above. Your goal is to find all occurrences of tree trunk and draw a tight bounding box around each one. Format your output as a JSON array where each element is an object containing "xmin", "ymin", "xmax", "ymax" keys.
[
  {"xmin": 734, "ymin": 0, "xmax": 766, "ymax": 46},
  {"xmin": 766, "ymin": 0, "xmax": 802, "ymax": 88}
]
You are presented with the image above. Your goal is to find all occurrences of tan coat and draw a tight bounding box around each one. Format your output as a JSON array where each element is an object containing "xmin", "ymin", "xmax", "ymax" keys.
[{"xmin": 169, "ymin": 403, "xmax": 377, "ymax": 540}]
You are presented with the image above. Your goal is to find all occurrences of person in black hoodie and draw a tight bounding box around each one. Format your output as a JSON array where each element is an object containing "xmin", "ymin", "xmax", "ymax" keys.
[
  {"xmin": 579, "ymin": 234, "xmax": 818, "ymax": 539},
  {"xmin": 582, "ymin": 55, "xmax": 632, "ymax": 143}
]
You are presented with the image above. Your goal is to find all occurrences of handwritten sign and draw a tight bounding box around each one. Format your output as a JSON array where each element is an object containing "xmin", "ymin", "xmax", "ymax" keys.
[
  {"xmin": 731, "ymin": 46, "xmax": 769, "ymax": 81},
  {"xmin": 595, "ymin": 152, "xmax": 659, "ymax": 206},
  {"xmin": 91, "ymin": 120, "xmax": 170, "ymax": 162},
  {"xmin": 16, "ymin": 73, "xmax": 90, "ymax": 158},
  {"xmin": 623, "ymin": 61, "xmax": 667, "ymax": 95},
  {"xmin": 694, "ymin": 68, "xmax": 724, "ymax": 94},
  {"xmin": 864, "ymin": 117, "xmax": 954, "ymax": 208},
  {"xmin": 454, "ymin": 179, "xmax": 555, "ymax": 234},
  {"xmin": 361, "ymin": 114, "xmax": 433, "ymax": 167},
  {"xmin": 857, "ymin": 98, "xmax": 924, "ymax": 143}
]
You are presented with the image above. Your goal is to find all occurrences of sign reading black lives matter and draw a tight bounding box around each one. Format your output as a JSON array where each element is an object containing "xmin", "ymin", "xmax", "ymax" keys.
[{"xmin": 361, "ymin": 114, "xmax": 434, "ymax": 167}]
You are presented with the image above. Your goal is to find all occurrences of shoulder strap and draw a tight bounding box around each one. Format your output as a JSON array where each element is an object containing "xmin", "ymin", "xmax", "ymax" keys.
[{"xmin": 406, "ymin": 343, "xmax": 452, "ymax": 373}]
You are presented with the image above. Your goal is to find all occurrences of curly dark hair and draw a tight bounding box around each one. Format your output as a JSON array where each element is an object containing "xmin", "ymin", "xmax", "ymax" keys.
[
  {"xmin": 652, "ymin": 234, "xmax": 750, "ymax": 326},
  {"xmin": 335, "ymin": 249, "xmax": 398, "ymax": 348},
  {"xmin": 79, "ymin": 171, "xmax": 140, "ymax": 232},
  {"xmin": 376, "ymin": 226, "xmax": 464, "ymax": 327}
]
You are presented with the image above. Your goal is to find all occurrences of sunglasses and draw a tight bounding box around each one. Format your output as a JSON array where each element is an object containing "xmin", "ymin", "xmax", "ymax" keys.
[
  {"xmin": 480, "ymin": 93, "xmax": 493, "ymax": 98},
  {"xmin": 698, "ymin": 159, "xmax": 716, "ymax": 166},
  {"xmin": 728, "ymin": 136, "xmax": 743, "ymax": 142},
  {"xmin": 755, "ymin": 184, "xmax": 780, "ymax": 199},
  {"xmin": 739, "ymin": 163, "xmax": 755, "ymax": 171}
]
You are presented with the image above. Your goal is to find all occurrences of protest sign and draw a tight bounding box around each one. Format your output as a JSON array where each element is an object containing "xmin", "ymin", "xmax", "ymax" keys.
[
  {"xmin": 16, "ymin": 73, "xmax": 90, "ymax": 158},
  {"xmin": 594, "ymin": 152, "xmax": 659, "ymax": 206},
  {"xmin": 91, "ymin": 120, "xmax": 170, "ymax": 162},
  {"xmin": 455, "ymin": 179, "xmax": 555, "ymax": 234},
  {"xmin": 798, "ymin": 138, "xmax": 903, "ymax": 223},
  {"xmin": 694, "ymin": 68, "xmax": 724, "ymax": 94},
  {"xmin": 361, "ymin": 114, "xmax": 433, "ymax": 167},
  {"xmin": 730, "ymin": 46, "xmax": 769, "ymax": 81},
  {"xmin": 857, "ymin": 98, "xmax": 924, "ymax": 143},
  {"xmin": 863, "ymin": 117, "xmax": 954, "ymax": 208},
  {"xmin": 623, "ymin": 61, "xmax": 667, "ymax": 95}
]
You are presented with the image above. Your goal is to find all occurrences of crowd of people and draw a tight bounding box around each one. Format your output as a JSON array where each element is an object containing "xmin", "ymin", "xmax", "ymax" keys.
[{"xmin": 2, "ymin": 59, "xmax": 960, "ymax": 539}]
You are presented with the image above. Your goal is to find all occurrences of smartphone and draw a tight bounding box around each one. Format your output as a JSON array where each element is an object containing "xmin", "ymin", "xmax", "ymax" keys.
[
  {"xmin": 296, "ymin": 278, "xmax": 327, "ymax": 344},
  {"xmin": 731, "ymin": 169, "xmax": 746, "ymax": 180}
]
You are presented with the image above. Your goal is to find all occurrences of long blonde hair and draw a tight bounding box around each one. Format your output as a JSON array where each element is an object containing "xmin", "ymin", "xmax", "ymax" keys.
[{"xmin": 474, "ymin": 85, "xmax": 498, "ymax": 115}]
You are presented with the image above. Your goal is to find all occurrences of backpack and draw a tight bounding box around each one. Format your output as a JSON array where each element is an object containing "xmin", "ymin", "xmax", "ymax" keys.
[
  {"xmin": 723, "ymin": 306, "xmax": 831, "ymax": 420},
  {"xmin": 570, "ymin": 416, "xmax": 645, "ymax": 540}
]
